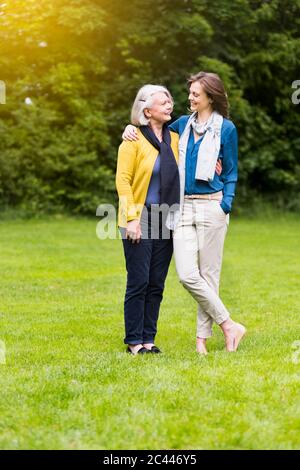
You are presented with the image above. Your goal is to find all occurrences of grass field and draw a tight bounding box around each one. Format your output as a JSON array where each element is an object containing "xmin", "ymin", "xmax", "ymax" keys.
[{"xmin": 0, "ymin": 214, "xmax": 300, "ymax": 450}]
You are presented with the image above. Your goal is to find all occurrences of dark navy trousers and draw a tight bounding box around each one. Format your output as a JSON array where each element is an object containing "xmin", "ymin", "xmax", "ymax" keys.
[{"xmin": 121, "ymin": 208, "xmax": 173, "ymax": 345}]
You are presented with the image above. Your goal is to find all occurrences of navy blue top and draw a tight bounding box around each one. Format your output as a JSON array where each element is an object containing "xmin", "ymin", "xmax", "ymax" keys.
[
  {"xmin": 145, "ymin": 154, "xmax": 161, "ymax": 207},
  {"xmin": 169, "ymin": 115, "xmax": 238, "ymax": 214}
]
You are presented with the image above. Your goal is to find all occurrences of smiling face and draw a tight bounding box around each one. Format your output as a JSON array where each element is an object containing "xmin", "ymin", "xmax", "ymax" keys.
[
  {"xmin": 188, "ymin": 81, "xmax": 213, "ymax": 115},
  {"xmin": 144, "ymin": 92, "xmax": 173, "ymax": 124}
]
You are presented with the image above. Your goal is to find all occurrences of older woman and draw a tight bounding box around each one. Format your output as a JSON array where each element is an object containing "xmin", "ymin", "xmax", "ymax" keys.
[
  {"xmin": 122, "ymin": 72, "xmax": 246, "ymax": 354},
  {"xmin": 116, "ymin": 84, "xmax": 180, "ymax": 355}
]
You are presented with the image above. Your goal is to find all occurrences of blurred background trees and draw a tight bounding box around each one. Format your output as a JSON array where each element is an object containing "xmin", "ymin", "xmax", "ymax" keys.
[{"xmin": 0, "ymin": 0, "xmax": 300, "ymax": 215}]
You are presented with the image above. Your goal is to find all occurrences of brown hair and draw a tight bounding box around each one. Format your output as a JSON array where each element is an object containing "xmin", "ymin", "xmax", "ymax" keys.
[{"xmin": 187, "ymin": 71, "xmax": 229, "ymax": 118}]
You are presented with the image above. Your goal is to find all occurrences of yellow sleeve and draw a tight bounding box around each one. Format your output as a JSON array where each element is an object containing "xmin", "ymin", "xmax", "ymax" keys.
[{"xmin": 116, "ymin": 140, "xmax": 139, "ymax": 222}]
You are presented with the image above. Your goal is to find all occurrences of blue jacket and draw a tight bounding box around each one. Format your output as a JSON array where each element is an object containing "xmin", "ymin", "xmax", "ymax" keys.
[{"xmin": 169, "ymin": 115, "xmax": 238, "ymax": 213}]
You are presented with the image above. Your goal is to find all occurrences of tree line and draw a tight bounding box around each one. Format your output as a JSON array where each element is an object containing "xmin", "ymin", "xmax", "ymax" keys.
[{"xmin": 0, "ymin": 0, "xmax": 299, "ymax": 215}]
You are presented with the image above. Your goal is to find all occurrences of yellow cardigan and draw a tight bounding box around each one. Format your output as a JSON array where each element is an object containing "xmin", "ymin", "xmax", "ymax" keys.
[{"xmin": 116, "ymin": 129, "xmax": 179, "ymax": 227}]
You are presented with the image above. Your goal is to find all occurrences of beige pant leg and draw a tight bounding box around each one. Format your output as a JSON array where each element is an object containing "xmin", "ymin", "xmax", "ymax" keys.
[
  {"xmin": 195, "ymin": 199, "xmax": 229, "ymax": 338},
  {"xmin": 173, "ymin": 200, "xmax": 230, "ymax": 336}
]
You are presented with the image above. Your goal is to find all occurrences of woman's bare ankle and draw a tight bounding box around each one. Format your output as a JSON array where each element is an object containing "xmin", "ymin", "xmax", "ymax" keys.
[
  {"xmin": 143, "ymin": 343, "xmax": 154, "ymax": 350},
  {"xmin": 196, "ymin": 337, "xmax": 208, "ymax": 354},
  {"xmin": 220, "ymin": 318, "xmax": 235, "ymax": 333},
  {"xmin": 128, "ymin": 344, "xmax": 144, "ymax": 354}
]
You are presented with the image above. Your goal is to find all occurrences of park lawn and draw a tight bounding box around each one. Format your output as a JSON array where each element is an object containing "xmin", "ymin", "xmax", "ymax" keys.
[{"xmin": 0, "ymin": 214, "xmax": 299, "ymax": 450}]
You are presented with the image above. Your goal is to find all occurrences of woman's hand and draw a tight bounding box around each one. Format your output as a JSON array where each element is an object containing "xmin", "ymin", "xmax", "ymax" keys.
[
  {"xmin": 126, "ymin": 220, "xmax": 142, "ymax": 243},
  {"xmin": 216, "ymin": 158, "xmax": 222, "ymax": 176},
  {"xmin": 122, "ymin": 125, "xmax": 139, "ymax": 142}
]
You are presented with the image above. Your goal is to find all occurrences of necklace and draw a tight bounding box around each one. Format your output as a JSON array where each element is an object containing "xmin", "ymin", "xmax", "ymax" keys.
[{"xmin": 191, "ymin": 117, "xmax": 207, "ymax": 136}]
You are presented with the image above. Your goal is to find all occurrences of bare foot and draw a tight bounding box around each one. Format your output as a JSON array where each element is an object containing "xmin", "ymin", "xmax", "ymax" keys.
[
  {"xmin": 128, "ymin": 344, "xmax": 144, "ymax": 355},
  {"xmin": 143, "ymin": 343, "xmax": 154, "ymax": 351},
  {"xmin": 196, "ymin": 337, "xmax": 208, "ymax": 355},
  {"xmin": 224, "ymin": 323, "xmax": 246, "ymax": 352}
]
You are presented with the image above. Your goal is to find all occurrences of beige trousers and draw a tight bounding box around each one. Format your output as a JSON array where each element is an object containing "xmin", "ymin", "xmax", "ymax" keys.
[{"xmin": 173, "ymin": 198, "xmax": 230, "ymax": 338}]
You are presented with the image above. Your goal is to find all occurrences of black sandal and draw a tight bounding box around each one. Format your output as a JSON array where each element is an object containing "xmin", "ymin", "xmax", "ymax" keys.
[
  {"xmin": 149, "ymin": 345, "xmax": 162, "ymax": 354},
  {"xmin": 126, "ymin": 346, "xmax": 151, "ymax": 355}
]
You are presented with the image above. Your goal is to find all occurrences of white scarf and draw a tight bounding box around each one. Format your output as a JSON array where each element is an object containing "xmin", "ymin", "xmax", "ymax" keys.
[
  {"xmin": 180, "ymin": 111, "xmax": 223, "ymax": 182},
  {"xmin": 166, "ymin": 111, "xmax": 223, "ymax": 231}
]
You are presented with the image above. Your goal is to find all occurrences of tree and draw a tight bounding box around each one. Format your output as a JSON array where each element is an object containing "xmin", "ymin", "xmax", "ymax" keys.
[{"xmin": 1, "ymin": 0, "xmax": 300, "ymax": 214}]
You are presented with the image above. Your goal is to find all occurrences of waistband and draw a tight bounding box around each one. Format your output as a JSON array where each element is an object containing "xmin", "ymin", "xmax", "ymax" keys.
[{"xmin": 184, "ymin": 191, "xmax": 223, "ymax": 201}]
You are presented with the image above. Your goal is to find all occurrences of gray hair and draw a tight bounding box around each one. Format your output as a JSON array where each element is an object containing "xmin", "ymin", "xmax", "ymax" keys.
[{"xmin": 130, "ymin": 84, "xmax": 174, "ymax": 126}]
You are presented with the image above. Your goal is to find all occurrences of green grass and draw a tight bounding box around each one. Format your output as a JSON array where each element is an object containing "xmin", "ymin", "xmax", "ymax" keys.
[{"xmin": 0, "ymin": 214, "xmax": 300, "ymax": 450}]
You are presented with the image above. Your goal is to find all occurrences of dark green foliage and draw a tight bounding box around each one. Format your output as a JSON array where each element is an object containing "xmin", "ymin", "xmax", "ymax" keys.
[{"xmin": 0, "ymin": 0, "xmax": 299, "ymax": 214}]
